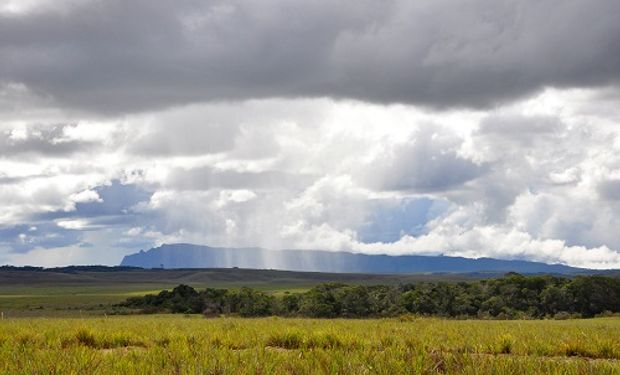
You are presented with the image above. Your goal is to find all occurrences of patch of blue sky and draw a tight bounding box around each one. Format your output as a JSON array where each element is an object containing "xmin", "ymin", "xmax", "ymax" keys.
[{"xmin": 358, "ymin": 197, "xmax": 451, "ymax": 243}]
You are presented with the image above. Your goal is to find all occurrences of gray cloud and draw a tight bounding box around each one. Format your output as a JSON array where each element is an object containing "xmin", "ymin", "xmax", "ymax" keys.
[
  {"xmin": 131, "ymin": 121, "xmax": 239, "ymax": 156},
  {"xmin": 1, "ymin": 0, "xmax": 619, "ymax": 114},
  {"xmin": 0, "ymin": 124, "xmax": 95, "ymax": 156},
  {"xmin": 453, "ymin": 113, "xmax": 576, "ymax": 223},
  {"xmin": 360, "ymin": 127, "xmax": 487, "ymax": 193},
  {"xmin": 0, "ymin": 223, "xmax": 82, "ymax": 253},
  {"xmin": 478, "ymin": 114, "xmax": 562, "ymax": 137},
  {"xmin": 36, "ymin": 181, "xmax": 152, "ymax": 220},
  {"xmin": 598, "ymin": 179, "xmax": 620, "ymax": 201},
  {"xmin": 164, "ymin": 166, "xmax": 314, "ymax": 191},
  {"xmin": 0, "ymin": 175, "xmax": 30, "ymax": 184}
]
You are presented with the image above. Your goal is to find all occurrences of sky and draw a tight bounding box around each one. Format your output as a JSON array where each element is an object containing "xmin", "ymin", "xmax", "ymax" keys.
[{"xmin": 1, "ymin": 0, "xmax": 620, "ymax": 268}]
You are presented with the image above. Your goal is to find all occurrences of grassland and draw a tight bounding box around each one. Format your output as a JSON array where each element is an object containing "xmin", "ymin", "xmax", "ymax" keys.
[
  {"xmin": 2, "ymin": 268, "xmax": 619, "ymax": 373},
  {"xmin": 0, "ymin": 267, "xmax": 501, "ymax": 316},
  {"xmin": 0, "ymin": 315, "xmax": 618, "ymax": 374}
]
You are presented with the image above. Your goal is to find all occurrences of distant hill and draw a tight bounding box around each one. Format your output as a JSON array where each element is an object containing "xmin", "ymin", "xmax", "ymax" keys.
[{"xmin": 120, "ymin": 243, "xmax": 591, "ymax": 274}]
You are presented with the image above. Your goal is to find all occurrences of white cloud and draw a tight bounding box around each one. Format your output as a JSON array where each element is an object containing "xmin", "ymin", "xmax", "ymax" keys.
[
  {"xmin": 56, "ymin": 219, "xmax": 92, "ymax": 230},
  {"xmin": 216, "ymin": 190, "xmax": 257, "ymax": 207},
  {"xmin": 69, "ymin": 189, "xmax": 102, "ymax": 204},
  {"xmin": 0, "ymin": 90, "xmax": 619, "ymax": 268}
]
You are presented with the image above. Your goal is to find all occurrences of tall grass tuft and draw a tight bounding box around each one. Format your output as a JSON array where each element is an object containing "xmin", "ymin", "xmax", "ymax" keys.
[
  {"xmin": 306, "ymin": 332, "xmax": 344, "ymax": 349},
  {"xmin": 265, "ymin": 331, "xmax": 304, "ymax": 349},
  {"xmin": 495, "ymin": 334, "xmax": 515, "ymax": 354},
  {"xmin": 74, "ymin": 328, "xmax": 98, "ymax": 348}
]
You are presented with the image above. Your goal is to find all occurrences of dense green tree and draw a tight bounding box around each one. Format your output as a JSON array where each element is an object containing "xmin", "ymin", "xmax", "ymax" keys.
[
  {"xmin": 279, "ymin": 293, "xmax": 301, "ymax": 315},
  {"xmin": 540, "ymin": 285, "xmax": 570, "ymax": 315},
  {"xmin": 338, "ymin": 286, "xmax": 371, "ymax": 317},
  {"xmin": 298, "ymin": 283, "xmax": 345, "ymax": 317},
  {"xmin": 118, "ymin": 275, "xmax": 620, "ymax": 319},
  {"xmin": 228, "ymin": 287, "xmax": 275, "ymax": 317},
  {"xmin": 567, "ymin": 276, "xmax": 620, "ymax": 317}
]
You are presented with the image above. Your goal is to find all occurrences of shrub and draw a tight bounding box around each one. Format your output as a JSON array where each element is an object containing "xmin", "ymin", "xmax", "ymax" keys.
[{"xmin": 553, "ymin": 311, "xmax": 571, "ymax": 320}]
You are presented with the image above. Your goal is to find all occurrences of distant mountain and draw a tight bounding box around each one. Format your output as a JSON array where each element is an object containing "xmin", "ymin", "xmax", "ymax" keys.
[{"xmin": 120, "ymin": 243, "xmax": 590, "ymax": 274}]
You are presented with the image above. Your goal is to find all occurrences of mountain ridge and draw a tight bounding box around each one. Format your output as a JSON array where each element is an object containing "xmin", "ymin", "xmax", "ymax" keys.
[{"xmin": 120, "ymin": 243, "xmax": 595, "ymax": 274}]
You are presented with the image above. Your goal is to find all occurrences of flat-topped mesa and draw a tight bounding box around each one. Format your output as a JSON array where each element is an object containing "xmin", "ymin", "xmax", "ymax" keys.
[{"xmin": 120, "ymin": 243, "xmax": 587, "ymax": 274}]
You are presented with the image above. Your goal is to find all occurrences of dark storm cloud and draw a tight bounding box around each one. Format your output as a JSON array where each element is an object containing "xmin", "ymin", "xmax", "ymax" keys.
[{"xmin": 1, "ymin": 0, "xmax": 619, "ymax": 114}]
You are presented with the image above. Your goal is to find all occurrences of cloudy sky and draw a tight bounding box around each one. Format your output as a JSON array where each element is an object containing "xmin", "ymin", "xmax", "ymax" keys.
[{"xmin": 1, "ymin": 0, "xmax": 620, "ymax": 268}]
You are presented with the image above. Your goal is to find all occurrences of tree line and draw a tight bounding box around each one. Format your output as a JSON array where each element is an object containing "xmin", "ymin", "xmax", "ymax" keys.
[{"xmin": 117, "ymin": 273, "xmax": 620, "ymax": 319}]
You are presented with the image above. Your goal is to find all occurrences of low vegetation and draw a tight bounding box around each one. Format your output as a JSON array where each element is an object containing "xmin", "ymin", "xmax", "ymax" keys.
[
  {"xmin": 0, "ymin": 266, "xmax": 500, "ymax": 316},
  {"xmin": 2, "ymin": 273, "xmax": 619, "ymax": 373},
  {"xmin": 118, "ymin": 273, "xmax": 620, "ymax": 319},
  {"xmin": 0, "ymin": 315, "xmax": 618, "ymax": 374}
]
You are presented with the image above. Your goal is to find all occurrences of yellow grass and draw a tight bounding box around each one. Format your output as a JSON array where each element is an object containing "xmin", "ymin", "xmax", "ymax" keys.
[{"xmin": 0, "ymin": 315, "xmax": 619, "ymax": 374}]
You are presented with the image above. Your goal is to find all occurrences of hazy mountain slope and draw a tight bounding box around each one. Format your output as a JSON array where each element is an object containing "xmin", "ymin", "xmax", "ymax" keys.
[{"xmin": 120, "ymin": 244, "xmax": 587, "ymax": 274}]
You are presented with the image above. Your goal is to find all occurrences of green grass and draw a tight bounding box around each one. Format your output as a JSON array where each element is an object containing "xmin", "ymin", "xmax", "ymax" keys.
[
  {"xmin": 2, "ymin": 269, "xmax": 618, "ymax": 372},
  {"xmin": 0, "ymin": 284, "xmax": 175, "ymax": 315},
  {"xmin": 0, "ymin": 316, "xmax": 618, "ymax": 374},
  {"xmin": 0, "ymin": 268, "xmax": 503, "ymax": 316},
  {"xmin": 0, "ymin": 284, "xmax": 317, "ymax": 316}
]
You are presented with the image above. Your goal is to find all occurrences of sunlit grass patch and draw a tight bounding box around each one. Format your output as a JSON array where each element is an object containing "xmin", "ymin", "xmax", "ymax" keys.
[{"xmin": 0, "ymin": 316, "xmax": 618, "ymax": 374}]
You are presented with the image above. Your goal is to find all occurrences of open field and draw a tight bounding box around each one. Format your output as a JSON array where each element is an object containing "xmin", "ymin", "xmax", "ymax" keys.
[
  {"xmin": 0, "ymin": 267, "xmax": 505, "ymax": 316},
  {"xmin": 0, "ymin": 315, "xmax": 618, "ymax": 374},
  {"xmin": 0, "ymin": 267, "xmax": 505, "ymax": 288},
  {"xmin": 2, "ymin": 268, "xmax": 619, "ymax": 373}
]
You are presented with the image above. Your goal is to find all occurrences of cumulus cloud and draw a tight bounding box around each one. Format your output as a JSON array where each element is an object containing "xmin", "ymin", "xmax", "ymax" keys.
[
  {"xmin": 1, "ymin": 0, "xmax": 619, "ymax": 113},
  {"xmin": 358, "ymin": 126, "xmax": 488, "ymax": 192},
  {"xmin": 1, "ymin": 92, "xmax": 619, "ymax": 267},
  {"xmin": 0, "ymin": 123, "xmax": 98, "ymax": 156}
]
